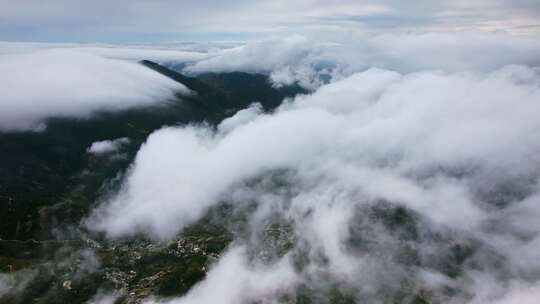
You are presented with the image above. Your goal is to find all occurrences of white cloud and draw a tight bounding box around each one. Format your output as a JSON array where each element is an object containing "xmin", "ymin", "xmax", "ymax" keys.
[
  {"xmin": 89, "ymin": 65, "xmax": 540, "ymax": 236},
  {"xmin": 3, "ymin": 33, "xmax": 540, "ymax": 92},
  {"xmin": 1, "ymin": 2, "xmax": 539, "ymax": 302},
  {"xmin": 183, "ymin": 33, "xmax": 540, "ymax": 89},
  {"xmin": 1, "ymin": 0, "xmax": 540, "ymax": 40},
  {"xmin": 87, "ymin": 138, "xmax": 130, "ymax": 154},
  {"xmin": 218, "ymin": 103, "xmax": 263, "ymax": 133},
  {"xmin": 146, "ymin": 247, "xmax": 297, "ymax": 304},
  {"xmin": 87, "ymin": 63, "xmax": 540, "ymax": 302},
  {"xmin": 86, "ymin": 290, "xmax": 122, "ymax": 304},
  {"xmin": 0, "ymin": 29, "xmax": 536, "ymax": 303},
  {"xmin": 492, "ymin": 284, "xmax": 540, "ymax": 304},
  {"xmin": 0, "ymin": 270, "xmax": 37, "ymax": 298},
  {"xmin": 0, "ymin": 49, "xmax": 188, "ymax": 131}
]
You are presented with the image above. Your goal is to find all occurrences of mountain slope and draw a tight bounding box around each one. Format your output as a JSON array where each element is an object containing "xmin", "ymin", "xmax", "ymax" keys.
[{"xmin": 0, "ymin": 62, "xmax": 305, "ymax": 241}]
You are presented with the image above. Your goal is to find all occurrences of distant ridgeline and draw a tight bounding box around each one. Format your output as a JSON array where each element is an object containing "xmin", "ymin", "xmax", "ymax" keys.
[{"xmin": 0, "ymin": 61, "xmax": 306, "ymax": 241}]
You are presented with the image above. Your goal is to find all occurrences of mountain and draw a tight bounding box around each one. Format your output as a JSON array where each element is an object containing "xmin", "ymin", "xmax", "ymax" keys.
[
  {"xmin": 0, "ymin": 61, "xmax": 306, "ymax": 241},
  {"xmin": 0, "ymin": 61, "xmax": 308, "ymax": 304}
]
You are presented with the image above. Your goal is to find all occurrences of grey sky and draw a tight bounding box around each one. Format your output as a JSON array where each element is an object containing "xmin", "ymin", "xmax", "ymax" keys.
[{"xmin": 0, "ymin": 0, "xmax": 539, "ymax": 43}]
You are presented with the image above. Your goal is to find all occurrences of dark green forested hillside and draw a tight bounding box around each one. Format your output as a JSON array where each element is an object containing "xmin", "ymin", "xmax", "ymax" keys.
[
  {"xmin": 0, "ymin": 62, "xmax": 307, "ymax": 304},
  {"xmin": 0, "ymin": 61, "xmax": 306, "ymax": 241}
]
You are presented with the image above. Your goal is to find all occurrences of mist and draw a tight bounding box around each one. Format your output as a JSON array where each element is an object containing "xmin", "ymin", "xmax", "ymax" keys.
[{"xmin": 183, "ymin": 33, "xmax": 540, "ymax": 89}]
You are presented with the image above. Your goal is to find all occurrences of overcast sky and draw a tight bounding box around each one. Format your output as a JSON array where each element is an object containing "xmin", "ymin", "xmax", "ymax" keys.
[{"xmin": 1, "ymin": 0, "xmax": 539, "ymax": 43}]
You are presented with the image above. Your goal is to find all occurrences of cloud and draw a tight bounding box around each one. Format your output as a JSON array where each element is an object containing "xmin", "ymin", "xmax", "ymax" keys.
[
  {"xmin": 0, "ymin": 41, "xmax": 213, "ymax": 61},
  {"xmin": 184, "ymin": 33, "xmax": 540, "ymax": 89},
  {"xmin": 491, "ymin": 284, "xmax": 540, "ymax": 304},
  {"xmin": 0, "ymin": 270, "xmax": 37, "ymax": 299},
  {"xmin": 3, "ymin": 32, "xmax": 540, "ymax": 91},
  {"xmin": 89, "ymin": 64, "xmax": 540, "ymax": 235},
  {"xmin": 87, "ymin": 63, "xmax": 540, "ymax": 302},
  {"xmin": 0, "ymin": 49, "xmax": 188, "ymax": 131},
  {"xmin": 86, "ymin": 290, "xmax": 122, "ymax": 304},
  {"xmin": 87, "ymin": 138, "xmax": 130, "ymax": 154},
  {"xmin": 2, "ymin": 2, "xmax": 540, "ymax": 303},
  {"xmin": 86, "ymin": 103, "xmax": 341, "ymax": 239},
  {"xmin": 146, "ymin": 246, "xmax": 297, "ymax": 304},
  {"xmin": 218, "ymin": 103, "xmax": 263, "ymax": 133},
  {"xmin": 1, "ymin": 28, "xmax": 536, "ymax": 304}
]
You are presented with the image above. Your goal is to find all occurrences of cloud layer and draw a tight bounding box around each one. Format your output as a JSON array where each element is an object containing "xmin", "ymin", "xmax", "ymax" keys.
[
  {"xmin": 147, "ymin": 247, "xmax": 297, "ymax": 304},
  {"xmin": 3, "ymin": 32, "xmax": 540, "ymax": 92},
  {"xmin": 87, "ymin": 62, "xmax": 540, "ymax": 302},
  {"xmin": 87, "ymin": 138, "xmax": 130, "ymax": 154},
  {"xmin": 1, "ymin": 0, "xmax": 540, "ymax": 42},
  {"xmin": 184, "ymin": 33, "xmax": 540, "ymax": 88},
  {"xmin": 2, "ymin": 30, "xmax": 539, "ymax": 303},
  {"xmin": 0, "ymin": 49, "xmax": 187, "ymax": 131}
]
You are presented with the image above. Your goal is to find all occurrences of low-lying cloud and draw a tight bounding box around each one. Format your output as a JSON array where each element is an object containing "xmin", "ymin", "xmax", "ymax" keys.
[
  {"xmin": 87, "ymin": 62, "xmax": 540, "ymax": 302},
  {"xmin": 147, "ymin": 247, "xmax": 297, "ymax": 304},
  {"xmin": 184, "ymin": 33, "xmax": 540, "ymax": 89},
  {"xmin": 5, "ymin": 32, "xmax": 540, "ymax": 94},
  {"xmin": 0, "ymin": 49, "xmax": 188, "ymax": 132},
  {"xmin": 87, "ymin": 138, "xmax": 130, "ymax": 154}
]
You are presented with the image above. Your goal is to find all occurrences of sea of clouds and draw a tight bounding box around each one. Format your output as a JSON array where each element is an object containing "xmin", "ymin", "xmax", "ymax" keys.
[
  {"xmin": 87, "ymin": 36, "xmax": 540, "ymax": 303},
  {"xmin": 3, "ymin": 32, "xmax": 540, "ymax": 132},
  {"xmin": 183, "ymin": 33, "xmax": 540, "ymax": 89},
  {"xmin": 2, "ymin": 32, "xmax": 540, "ymax": 303}
]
